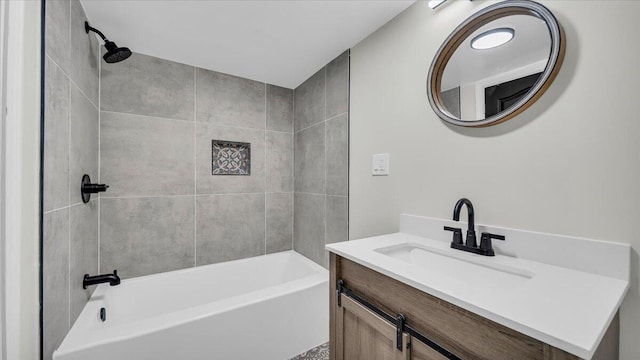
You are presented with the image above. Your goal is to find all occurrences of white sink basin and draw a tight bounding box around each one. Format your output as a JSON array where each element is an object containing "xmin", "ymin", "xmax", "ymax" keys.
[
  {"xmin": 374, "ymin": 242, "xmax": 533, "ymax": 296},
  {"xmin": 327, "ymin": 224, "xmax": 631, "ymax": 359}
]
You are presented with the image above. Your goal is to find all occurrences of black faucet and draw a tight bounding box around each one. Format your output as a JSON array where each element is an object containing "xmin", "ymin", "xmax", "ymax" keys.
[
  {"xmin": 444, "ymin": 198, "xmax": 505, "ymax": 256},
  {"xmin": 453, "ymin": 198, "xmax": 476, "ymax": 247},
  {"xmin": 83, "ymin": 270, "xmax": 121, "ymax": 289}
]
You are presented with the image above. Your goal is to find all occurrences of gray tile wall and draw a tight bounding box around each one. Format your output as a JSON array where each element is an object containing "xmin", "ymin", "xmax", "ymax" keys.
[
  {"xmin": 294, "ymin": 51, "xmax": 350, "ymax": 267},
  {"xmin": 43, "ymin": 1, "xmax": 99, "ymax": 359},
  {"xmin": 99, "ymin": 52, "xmax": 294, "ymax": 279},
  {"xmin": 44, "ymin": 4, "xmax": 347, "ymax": 355}
]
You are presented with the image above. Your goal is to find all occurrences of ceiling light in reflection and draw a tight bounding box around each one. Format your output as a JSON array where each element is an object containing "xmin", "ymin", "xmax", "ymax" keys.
[{"xmin": 471, "ymin": 28, "xmax": 515, "ymax": 50}]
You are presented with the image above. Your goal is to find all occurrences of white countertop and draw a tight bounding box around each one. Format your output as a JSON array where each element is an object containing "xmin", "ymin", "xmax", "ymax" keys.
[{"xmin": 326, "ymin": 230, "xmax": 629, "ymax": 359}]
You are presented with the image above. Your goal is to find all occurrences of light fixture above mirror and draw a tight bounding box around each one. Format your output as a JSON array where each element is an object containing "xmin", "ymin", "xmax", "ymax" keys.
[
  {"xmin": 427, "ymin": 0, "xmax": 565, "ymax": 127},
  {"xmin": 428, "ymin": 0, "xmax": 447, "ymax": 9}
]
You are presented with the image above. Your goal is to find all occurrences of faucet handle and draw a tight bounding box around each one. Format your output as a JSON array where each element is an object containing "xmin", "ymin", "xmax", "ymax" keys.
[
  {"xmin": 444, "ymin": 226, "xmax": 463, "ymax": 245},
  {"xmin": 479, "ymin": 232, "xmax": 505, "ymax": 256}
]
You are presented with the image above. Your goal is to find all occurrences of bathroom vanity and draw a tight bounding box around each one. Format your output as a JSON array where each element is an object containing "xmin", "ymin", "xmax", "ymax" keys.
[{"xmin": 326, "ymin": 215, "xmax": 630, "ymax": 360}]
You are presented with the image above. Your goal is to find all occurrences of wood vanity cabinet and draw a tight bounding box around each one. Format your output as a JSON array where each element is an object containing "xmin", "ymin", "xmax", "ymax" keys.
[
  {"xmin": 329, "ymin": 253, "xmax": 619, "ymax": 360},
  {"xmin": 336, "ymin": 295, "xmax": 411, "ymax": 360}
]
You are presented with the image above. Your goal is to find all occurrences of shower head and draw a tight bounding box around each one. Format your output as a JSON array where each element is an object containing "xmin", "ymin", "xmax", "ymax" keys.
[
  {"xmin": 103, "ymin": 41, "xmax": 132, "ymax": 63},
  {"xmin": 84, "ymin": 21, "xmax": 132, "ymax": 64}
]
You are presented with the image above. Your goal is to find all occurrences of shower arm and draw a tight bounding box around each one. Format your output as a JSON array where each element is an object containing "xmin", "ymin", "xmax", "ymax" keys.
[
  {"xmin": 85, "ymin": 21, "xmax": 108, "ymax": 42},
  {"xmin": 83, "ymin": 21, "xmax": 132, "ymax": 64}
]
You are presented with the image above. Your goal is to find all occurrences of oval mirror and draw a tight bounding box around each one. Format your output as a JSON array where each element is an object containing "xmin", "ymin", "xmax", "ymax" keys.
[{"xmin": 427, "ymin": 0, "xmax": 565, "ymax": 127}]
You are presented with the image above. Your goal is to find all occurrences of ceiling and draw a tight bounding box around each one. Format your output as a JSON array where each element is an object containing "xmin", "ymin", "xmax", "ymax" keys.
[
  {"xmin": 442, "ymin": 14, "xmax": 552, "ymax": 90},
  {"xmin": 81, "ymin": 0, "xmax": 415, "ymax": 89}
]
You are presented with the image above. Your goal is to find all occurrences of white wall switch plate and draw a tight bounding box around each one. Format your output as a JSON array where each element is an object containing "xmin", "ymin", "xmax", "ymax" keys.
[{"xmin": 372, "ymin": 153, "xmax": 390, "ymax": 176}]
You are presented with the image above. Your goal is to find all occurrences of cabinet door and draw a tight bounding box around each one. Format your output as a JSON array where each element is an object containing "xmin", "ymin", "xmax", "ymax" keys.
[
  {"xmin": 411, "ymin": 338, "xmax": 449, "ymax": 360},
  {"xmin": 335, "ymin": 296, "xmax": 410, "ymax": 360}
]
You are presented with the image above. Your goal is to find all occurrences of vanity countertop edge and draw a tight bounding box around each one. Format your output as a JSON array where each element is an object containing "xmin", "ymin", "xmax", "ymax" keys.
[{"xmin": 326, "ymin": 227, "xmax": 630, "ymax": 360}]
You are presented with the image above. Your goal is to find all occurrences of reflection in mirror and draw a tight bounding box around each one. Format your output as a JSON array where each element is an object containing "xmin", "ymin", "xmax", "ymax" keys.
[
  {"xmin": 441, "ymin": 15, "xmax": 550, "ymax": 121},
  {"xmin": 427, "ymin": 0, "xmax": 565, "ymax": 127}
]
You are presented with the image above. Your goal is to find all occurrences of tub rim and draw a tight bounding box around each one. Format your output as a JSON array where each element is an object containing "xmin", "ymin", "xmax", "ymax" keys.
[{"xmin": 54, "ymin": 251, "xmax": 328, "ymax": 357}]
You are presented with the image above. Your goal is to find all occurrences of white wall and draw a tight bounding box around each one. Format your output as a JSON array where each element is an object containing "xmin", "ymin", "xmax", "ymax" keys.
[
  {"xmin": 0, "ymin": 1, "xmax": 7, "ymax": 356},
  {"xmin": 20, "ymin": 3, "xmax": 41, "ymax": 358},
  {"xmin": 349, "ymin": 1, "xmax": 640, "ymax": 358},
  {"xmin": 1, "ymin": 1, "xmax": 41, "ymax": 359}
]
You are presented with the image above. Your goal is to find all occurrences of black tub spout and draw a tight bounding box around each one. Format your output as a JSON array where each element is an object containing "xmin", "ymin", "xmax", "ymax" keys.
[{"xmin": 83, "ymin": 270, "xmax": 121, "ymax": 289}]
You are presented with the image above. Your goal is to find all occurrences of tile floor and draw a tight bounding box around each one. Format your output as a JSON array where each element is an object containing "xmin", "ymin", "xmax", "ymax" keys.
[{"xmin": 290, "ymin": 342, "xmax": 329, "ymax": 360}]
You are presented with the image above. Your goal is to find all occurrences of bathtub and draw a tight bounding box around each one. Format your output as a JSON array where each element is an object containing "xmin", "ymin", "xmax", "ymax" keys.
[{"xmin": 53, "ymin": 251, "xmax": 329, "ymax": 360}]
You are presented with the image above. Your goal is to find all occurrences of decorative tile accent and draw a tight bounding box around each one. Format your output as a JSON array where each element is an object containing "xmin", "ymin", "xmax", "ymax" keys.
[
  {"xmin": 290, "ymin": 342, "xmax": 329, "ymax": 360},
  {"xmin": 211, "ymin": 140, "xmax": 251, "ymax": 175},
  {"xmin": 197, "ymin": 124, "xmax": 264, "ymax": 193}
]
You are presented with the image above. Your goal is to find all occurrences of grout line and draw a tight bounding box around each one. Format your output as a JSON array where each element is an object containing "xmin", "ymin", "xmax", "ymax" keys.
[
  {"xmin": 294, "ymin": 119, "xmax": 325, "ymax": 135},
  {"xmin": 290, "ymin": 88, "xmax": 295, "ymax": 134},
  {"xmin": 265, "ymin": 129, "xmax": 294, "ymax": 135},
  {"xmin": 45, "ymin": 53, "xmax": 99, "ymax": 111},
  {"xmin": 98, "ymin": 192, "xmax": 293, "ymax": 200},
  {"xmin": 99, "ymin": 109, "xmax": 193, "ymax": 124},
  {"xmin": 294, "ymin": 111, "xmax": 348, "ymax": 135},
  {"xmin": 44, "ymin": 204, "xmax": 71, "ymax": 215},
  {"xmin": 97, "ymin": 195, "xmax": 100, "ymax": 274},
  {"xmin": 288, "ymin": 191, "xmax": 324, "ymax": 196},
  {"xmin": 347, "ymin": 49, "xmax": 351, "ymax": 243},
  {"xmin": 69, "ymin": 76, "xmax": 98, "ymax": 112},
  {"xmin": 193, "ymin": 66, "xmax": 197, "ymax": 267},
  {"xmin": 57, "ymin": 197, "xmax": 175, "ymax": 207},
  {"xmin": 323, "ymin": 66, "xmax": 328, "ymax": 248},
  {"xmin": 68, "ymin": 201, "xmax": 85, "ymax": 209},
  {"xmin": 200, "ymin": 121, "xmax": 269, "ymax": 133},
  {"xmin": 67, "ymin": 0, "xmax": 73, "ymax": 329},
  {"xmin": 98, "ymin": 109, "xmax": 285, "ymax": 135},
  {"xmin": 292, "ymin": 87, "xmax": 296, "ymax": 251},
  {"xmin": 67, "ymin": 71, "xmax": 71, "ymax": 211},
  {"xmin": 100, "ymin": 194, "xmax": 196, "ymax": 199},
  {"xmin": 98, "ymin": 34, "xmax": 102, "ymax": 274},
  {"xmin": 67, "ymin": 28, "xmax": 72, "ymax": 328},
  {"xmin": 264, "ymin": 83, "xmax": 267, "ymax": 255},
  {"xmin": 325, "ymin": 112, "xmax": 348, "ymax": 123}
]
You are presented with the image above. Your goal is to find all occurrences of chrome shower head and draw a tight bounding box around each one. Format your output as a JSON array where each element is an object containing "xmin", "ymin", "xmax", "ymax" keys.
[{"xmin": 85, "ymin": 21, "xmax": 132, "ymax": 64}]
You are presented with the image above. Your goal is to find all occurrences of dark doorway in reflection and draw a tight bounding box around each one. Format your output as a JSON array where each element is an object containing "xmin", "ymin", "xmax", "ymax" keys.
[{"xmin": 485, "ymin": 72, "xmax": 542, "ymax": 117}]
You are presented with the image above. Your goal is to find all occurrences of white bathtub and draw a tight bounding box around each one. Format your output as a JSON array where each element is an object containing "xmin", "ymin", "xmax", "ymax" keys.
[{"xmin": 53, "ymin": 251, "xmax": 329, "ymax": 360}]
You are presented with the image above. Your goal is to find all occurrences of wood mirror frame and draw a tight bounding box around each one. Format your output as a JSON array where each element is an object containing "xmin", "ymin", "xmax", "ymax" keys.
[{"xmin": 427, "ymin": 0, "xmax": 566, "ymax": 127}]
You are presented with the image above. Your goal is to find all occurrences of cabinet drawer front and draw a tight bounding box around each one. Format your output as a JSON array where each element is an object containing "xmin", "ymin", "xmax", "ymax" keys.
[{"xmin": 336, "ymin": 296, "xmax": 410, "ymax": 360}]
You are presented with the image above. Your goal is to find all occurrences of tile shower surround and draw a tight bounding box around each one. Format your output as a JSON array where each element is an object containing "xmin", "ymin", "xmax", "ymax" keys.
[
  {"xmin": 294, "ymin": 51, "xmax": 350, "ymax": 267},
  {"xmin": 99, "ymin": 52, "xmax": 296, "ymax": 279},
  {"xmin": 44, "ymin": 2, "xmax": 348, "ymax": 355},
  {"xmin": 43, "ymin": 1, "xmax": 100, "ymax": 359}
]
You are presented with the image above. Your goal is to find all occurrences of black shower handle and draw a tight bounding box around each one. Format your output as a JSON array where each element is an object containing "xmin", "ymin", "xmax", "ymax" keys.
[
  {"xmin": 82, "ymin": 183, "xmax": 109, "ymax": 193},
  {"xmin": 81, "ymin": 174, "xmax": 109, "ymax": 203}
]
